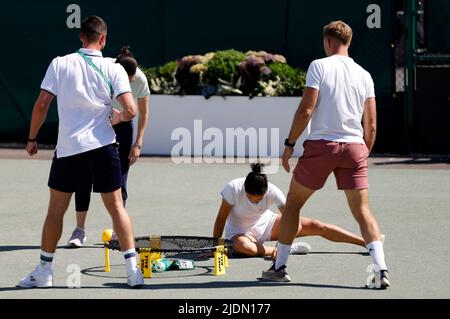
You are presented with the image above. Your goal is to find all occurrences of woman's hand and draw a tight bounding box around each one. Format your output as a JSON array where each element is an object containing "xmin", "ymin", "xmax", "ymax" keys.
[{"xmin": 129, "ymin": 145, "xmax": 141, "ymax": 165}]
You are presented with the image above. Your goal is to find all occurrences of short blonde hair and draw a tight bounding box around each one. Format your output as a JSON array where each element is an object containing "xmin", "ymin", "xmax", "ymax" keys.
[{"xmin": 323, "ymin": 21, "xmax": 353, "ymax": 45}]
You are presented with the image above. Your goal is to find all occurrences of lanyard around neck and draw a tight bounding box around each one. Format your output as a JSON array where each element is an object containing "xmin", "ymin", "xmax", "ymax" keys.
[{"xmin": 77, "ymin": 50, "xmax": 114, "ymax": 98}]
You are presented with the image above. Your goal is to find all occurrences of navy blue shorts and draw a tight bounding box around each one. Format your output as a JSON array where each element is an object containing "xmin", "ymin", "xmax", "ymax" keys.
[{"xmin": 48, "ymin": 144, "xmax": 122, "ymax": 194}]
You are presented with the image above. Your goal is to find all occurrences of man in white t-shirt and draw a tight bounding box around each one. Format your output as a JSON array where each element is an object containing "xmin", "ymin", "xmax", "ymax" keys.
[
  {"xmin": 66, "ymin": 47, "xmax": 150, "ymax": 248},
  {"xmin": 19, "ymin": 16, "xmax": 144, "ymax": 288},
  {"xmin": 262, "ymin": 21, "xmax": 390, "ymax": 289}
]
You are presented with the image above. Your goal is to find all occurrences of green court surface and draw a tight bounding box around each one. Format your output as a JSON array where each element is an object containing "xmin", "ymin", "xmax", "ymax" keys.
[{"xmin": 0, "ymin": 150, "xmax": 449, "ymax": 299}]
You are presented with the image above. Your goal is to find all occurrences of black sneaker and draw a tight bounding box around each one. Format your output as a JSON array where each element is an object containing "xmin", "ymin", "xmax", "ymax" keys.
[{"xmin": 261, "ymin": 263, "xmax": 291, "ymax": 282}]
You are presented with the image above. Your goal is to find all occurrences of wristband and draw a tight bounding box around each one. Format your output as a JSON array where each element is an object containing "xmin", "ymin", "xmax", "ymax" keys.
[{"xmin": 284, "ymin": 138, "xmax": 296, "ymax": 148}]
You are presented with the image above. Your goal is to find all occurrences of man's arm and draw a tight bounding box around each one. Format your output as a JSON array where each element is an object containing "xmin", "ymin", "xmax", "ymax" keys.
[
  {"xmin": 111, "ymin": 92, "xmax": 138, "ymax": 125},
  {"xmin": 128, "ymin": 95, "xmax": 149, "ymax": 165},
  {"xmin": 362, "ymin": 97, "xmax": 377, "ymax": 153},
  {"xmin": 282, "ymin": 87, "xmax": 319, "ymax": 172},
  {"xmin": 287, "ymin": 87, "xmax": 319, "ymax": 144},
  {"xmin": 26, "ymin": 90, "xmax": 54, "ymax": 156}
]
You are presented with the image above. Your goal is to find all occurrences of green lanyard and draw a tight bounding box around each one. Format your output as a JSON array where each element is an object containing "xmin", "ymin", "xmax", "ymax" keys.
[{"xmin": 77, "ymin": 50, "xmax": 114, "ymax": 98}]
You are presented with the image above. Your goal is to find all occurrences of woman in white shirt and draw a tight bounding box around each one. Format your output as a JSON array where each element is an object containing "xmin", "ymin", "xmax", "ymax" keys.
[{"xmin": 213, "ymin": 163, "xmax": 366, "ymax": 257}]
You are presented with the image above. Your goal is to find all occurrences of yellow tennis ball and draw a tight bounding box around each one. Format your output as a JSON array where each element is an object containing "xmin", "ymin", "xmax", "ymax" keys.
[{"xmin": 102, "ymin": 229, "xmax": 114, "ymax": 242}]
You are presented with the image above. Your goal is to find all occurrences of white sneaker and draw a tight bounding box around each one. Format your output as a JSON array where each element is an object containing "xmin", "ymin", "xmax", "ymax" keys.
[
  {"xmin": 17, "ymin": 265, "xmax": 53, "ymax": 288},
  {"xmin": 366, "ymin": 269, "xmax": 391, "ymax": 289},
  {"xmin": 67, "ymin": 228, "xmax": 86, "ymax": 248},
  {"xmin": 127, "ymin": 268, "xmax": 144, "ymax": 288},
  {"xmin": 289, "ymin": 242, "xmax": 312, "ymax": 255}
]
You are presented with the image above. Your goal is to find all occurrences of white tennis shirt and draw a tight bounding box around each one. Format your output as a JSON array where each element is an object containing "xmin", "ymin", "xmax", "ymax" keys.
[
  {"xmin": 305, "ymin": 55, "xmax": 376, "ymax": 143},
  {"xmin": 104, "ymin": 58, "xmax": 150, "ymax": 112},
  {"xmin": 221, "ymin": 178, "xmax": 286, "ymax": 238},
  {"xmin": 40, "ymin": 48, "xmax": 132, "ymax": 158}
]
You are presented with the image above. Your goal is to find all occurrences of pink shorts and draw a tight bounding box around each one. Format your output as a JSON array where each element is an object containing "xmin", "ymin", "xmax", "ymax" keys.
[{"xmin": 293, "ymin": 140, "xmax": 369, "ymax": 190}]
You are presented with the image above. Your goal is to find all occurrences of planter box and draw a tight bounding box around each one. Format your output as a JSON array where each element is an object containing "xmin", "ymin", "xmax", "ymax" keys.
[{"xmin": 134, "ymin": 95, "xmax": 310, "ymax": 158}]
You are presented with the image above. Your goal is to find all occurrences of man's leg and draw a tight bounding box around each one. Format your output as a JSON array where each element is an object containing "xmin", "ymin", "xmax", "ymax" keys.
[
  {"xmin": 275, "ymin": 177, "xmax": 315, "ymax": 270},
  {"xmin": 101, "ymin": 189, "xmax": 135, "ymax": 251},
  {"xmin": 345, "ymin": 189, "xmax": 389, "ymax": 287},
  {"xmin": 41, "ymin": 189, "xmax": 73, "ymax": 253},
  {"xmin": 18, "ymin": 189, "xmax": 72, "ymax": 288},
  {"xmin": 101, "ymin": 188, "xmax": 143, "ymax": 287},
  {"xmin": 344, "ymin": 189, "xmax": 382, "ymax": 244}
]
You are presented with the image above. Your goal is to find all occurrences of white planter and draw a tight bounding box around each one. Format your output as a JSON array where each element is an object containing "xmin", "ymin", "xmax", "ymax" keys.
[{"xmin": 134, "ymin": 95, "xmax": 309, "ymax": 158}]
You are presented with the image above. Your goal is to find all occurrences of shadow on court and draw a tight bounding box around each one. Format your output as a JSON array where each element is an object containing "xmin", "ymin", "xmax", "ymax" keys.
[
  {"xmin": 374, "ymin": 157, "xmax": 450, "ymax": 166},
  {"xmin": 106, "ymin": 280, "xmax": 367, "ymax": 291},
  {"xmin": 0, "ymin": 245, "xmax": 101, "ymax": 253}
]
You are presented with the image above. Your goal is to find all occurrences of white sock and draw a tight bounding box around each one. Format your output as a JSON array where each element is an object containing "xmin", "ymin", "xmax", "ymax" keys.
[
  {"xmin": 367, "ymin": 241, "xmax": 387, "ymax": 271},
  {"xmin": 123, "ymin": 249, "xmax": 138, "ymax": 272},
  {"xmin": 275, "ymin": 243, "xmax": 291, "ymax": 270},
  {"xmin": 40, "ymin": 250, "xmax": 54, "ymax": 271}
]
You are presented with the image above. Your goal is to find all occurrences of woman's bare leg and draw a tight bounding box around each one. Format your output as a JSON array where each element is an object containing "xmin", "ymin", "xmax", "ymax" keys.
[
  {"xmin": 271, "ymin": 214, "xmax": 365, "ymax": 247},
  {"xmin": 299, "ymin": 217, "xmax": 366, "ymax": 247},
  {"xmin": 232, "ymin": 234, "xmax": 275, "ymax": 257}
]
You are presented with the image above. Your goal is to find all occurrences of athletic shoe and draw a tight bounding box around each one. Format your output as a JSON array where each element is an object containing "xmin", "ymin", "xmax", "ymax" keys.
[
  {"xmin": 366, "ymin": 269, "xmax": 391, "ymax": 289},
  {"xmin": 127, "ymin": 268, "xmax": 144, "ymax": 288},
  {"xmin": 289, "ymin": 242, "xmax": 312, "ymax": 255},
  {"xmin": 17, "ymin": 265, "xmax": 53, "ymax": 288},
  {"xmin": 67, "ymin": 227, "xmax": 86, "ymax": 248},
  {"xmin": 261, "ymin": 263, "xmax": 291, "ymax": 282},
  {"xmin": 380, "ymin": 270, "xmax": 391, "ymax": 288}
]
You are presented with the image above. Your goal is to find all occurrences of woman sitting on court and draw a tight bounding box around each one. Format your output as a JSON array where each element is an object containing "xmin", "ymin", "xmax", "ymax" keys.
[{"xmin": 213, "ymin": 163, "xmax": 367, "ymax": 258}]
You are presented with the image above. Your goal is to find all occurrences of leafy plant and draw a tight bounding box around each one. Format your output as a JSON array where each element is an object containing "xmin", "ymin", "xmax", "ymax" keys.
[
  {"xmin": 267, "ymin": 63, "xmax": 306, "ymax": 96},
  {"xmin": 204, "ymin": 49, "xmax": 245, "ymax": 86},
  {"xmin": 142, "ymin": 49, "xmax": 306, "ymax": 97}
]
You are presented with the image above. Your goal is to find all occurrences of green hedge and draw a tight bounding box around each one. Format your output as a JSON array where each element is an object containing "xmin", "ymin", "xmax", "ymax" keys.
[{"xmin": 142, "ymin": 49, "xmax": 306, "ymax": 97}]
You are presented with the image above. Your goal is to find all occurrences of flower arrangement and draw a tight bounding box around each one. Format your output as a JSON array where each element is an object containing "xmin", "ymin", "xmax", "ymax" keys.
[{"xmin": 142, "ymin": 49, "xmax": 306, "ymax": 98}]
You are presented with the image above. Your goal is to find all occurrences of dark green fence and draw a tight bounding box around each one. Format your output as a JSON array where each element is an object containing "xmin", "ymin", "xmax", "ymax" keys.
[{"xmin": 1, "ymin": 0, "xmax": 447, "ymax": 154}]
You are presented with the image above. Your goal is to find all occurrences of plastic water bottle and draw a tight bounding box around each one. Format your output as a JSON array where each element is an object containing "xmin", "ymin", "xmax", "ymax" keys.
[{"xmin": 154, "ymin": 258, "xmax": 173, "ymax": 272}]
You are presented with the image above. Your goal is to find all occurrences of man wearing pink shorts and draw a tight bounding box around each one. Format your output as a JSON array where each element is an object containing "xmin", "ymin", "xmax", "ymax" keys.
[{"xmin": 262, "ymin": 21, "xmax": 390, "ymax": 289}]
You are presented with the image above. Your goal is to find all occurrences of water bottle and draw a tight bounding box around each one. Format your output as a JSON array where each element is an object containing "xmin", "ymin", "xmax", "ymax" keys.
[{"xmin": 154, "ymin": 258, "xmax": 173, "ymax": 272}]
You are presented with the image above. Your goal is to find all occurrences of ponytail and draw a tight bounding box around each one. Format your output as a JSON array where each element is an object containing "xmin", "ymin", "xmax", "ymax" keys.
[{"xmin": 244, "ymin": 163, "xmax": 268, "ymax": 196}]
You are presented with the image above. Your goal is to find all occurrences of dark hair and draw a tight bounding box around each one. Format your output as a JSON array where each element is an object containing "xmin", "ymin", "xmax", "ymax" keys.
[
  {"xmin": 116, "ymin": 46, "xmax": 138, "ymax": 76},
  {"xmin": 81, "ymin": 16, "xmax": 107, "ymax": 43},
  {"xmin": 244, "ymin": 163, "xmax": 268, "ymax": 196}
]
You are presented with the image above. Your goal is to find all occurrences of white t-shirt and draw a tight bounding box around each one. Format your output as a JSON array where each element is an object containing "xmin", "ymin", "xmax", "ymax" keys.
[
  {"xmin": 221, "ymin": 178, "xmax": 286, "ymax": 239},
  {"xmin": 104, "ymin": 58, "xmax": 150, "ymax": 111},
  {"xmin": 41, "ymin": 48, "xmax": 132, "ymax": 158},
  {"xmin": 305, "ymin": 55, "xmax": 375, "ymax": 143}
]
